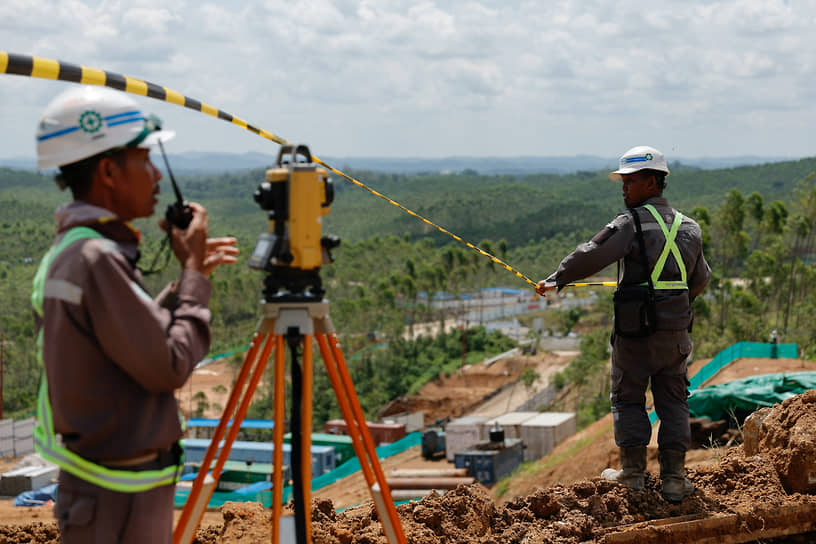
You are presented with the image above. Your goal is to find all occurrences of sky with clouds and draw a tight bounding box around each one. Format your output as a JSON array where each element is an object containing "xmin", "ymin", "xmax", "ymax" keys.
[{"xmin": 1, "ymin": 0, "xmax": 815, "ymax": 162}]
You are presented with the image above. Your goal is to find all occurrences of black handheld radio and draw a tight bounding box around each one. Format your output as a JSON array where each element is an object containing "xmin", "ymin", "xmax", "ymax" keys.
[{"xmin": 158, "ymin": 139, "xmax": 193, "ymax": 229}]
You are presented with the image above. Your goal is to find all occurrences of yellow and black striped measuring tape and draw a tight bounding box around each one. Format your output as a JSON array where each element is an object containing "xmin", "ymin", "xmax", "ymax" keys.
[{"xmin": 0, "ymin": 51, "xmax": 617, "ymax": 292}]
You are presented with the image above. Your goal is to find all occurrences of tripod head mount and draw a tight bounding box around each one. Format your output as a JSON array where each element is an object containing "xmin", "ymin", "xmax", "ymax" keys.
[{"xmin": 249, "ymin": 144, "xmax": 340, "ymax": 301}]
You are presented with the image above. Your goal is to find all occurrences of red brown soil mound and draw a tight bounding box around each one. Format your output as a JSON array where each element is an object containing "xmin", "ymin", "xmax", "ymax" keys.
[
  {"xmin": 0, "ymin": 522, "xmax": 60, "ymax": 544},
  {"xmin": 192, "ymin": 454, "xmax": 814, "ymax": 543},
  {"xmin": 752, "ymin": 389, "xmax": 816, "ymax": 494},
  {"xmin": 188, "ymin": 390, "xmax": 816, "ymax": 543}
]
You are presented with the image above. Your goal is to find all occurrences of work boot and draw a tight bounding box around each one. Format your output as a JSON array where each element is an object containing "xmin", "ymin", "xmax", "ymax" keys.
[
  {"xmin": 601, "ymin": 446, "xmax": 646, "ymax": 491},
  {"xmin": 659, "ymin": 449, "xmax": 695, "ymax": 503}
]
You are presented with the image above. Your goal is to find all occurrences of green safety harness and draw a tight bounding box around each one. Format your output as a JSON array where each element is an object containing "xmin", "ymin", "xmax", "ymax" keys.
[
  {"xmin": 640, "ymin": 204, "xmax": 688, "ymax": 290},
  {"xmin": 31, "ymin": 226, "xmax": 183, "ymax": 492}
]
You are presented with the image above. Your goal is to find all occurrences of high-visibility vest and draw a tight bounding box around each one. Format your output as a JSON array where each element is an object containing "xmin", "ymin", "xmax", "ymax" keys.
[
  {"xmin": 640, "ymin": 204, "xmax": 688, "ymax": 291},
  {"xmin": 31, "ymin": 226, "xmax": 183, "ymax": 492}
]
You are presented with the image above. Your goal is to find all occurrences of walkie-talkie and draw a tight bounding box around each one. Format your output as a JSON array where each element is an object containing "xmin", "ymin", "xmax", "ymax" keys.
[
  {"xmin": 140, "ymin": 140, "xmax": 192, "ymax": 276},
  {"xmin": 158, "ymin": 139, "xmax": 193, "ymax": 229},
  {"xmin": 166, "ymin": 199, "xmax": 193, "ymax": 229}
]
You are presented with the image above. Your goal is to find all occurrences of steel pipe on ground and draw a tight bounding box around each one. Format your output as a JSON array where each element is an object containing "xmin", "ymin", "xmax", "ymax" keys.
[{"xmin": 385, "ymin": 477, "xmax": 475, "ymax": 490}]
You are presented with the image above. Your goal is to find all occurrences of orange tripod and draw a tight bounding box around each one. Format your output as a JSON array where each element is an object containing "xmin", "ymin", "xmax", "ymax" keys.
[{"xmin": 173, "ymin": 300, "xmax": 406, "ymax": 544}]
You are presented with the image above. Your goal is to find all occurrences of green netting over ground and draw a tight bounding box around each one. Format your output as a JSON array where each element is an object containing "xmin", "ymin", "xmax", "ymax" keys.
[
  {"xmin": 174, "ymin": 432, "xmax": 422, "ymax": 509},
  {"xmin": 649, "ymin": 341, "xmax": 798, "ymax": 424},
  {"xmin": 687, "ymin": 371, "xmax": 816, "ymax": 422}
]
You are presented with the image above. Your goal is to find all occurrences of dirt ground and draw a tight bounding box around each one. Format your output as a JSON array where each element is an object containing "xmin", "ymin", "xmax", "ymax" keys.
[
  {"xmin": 2, "ymin": 356, "xmax": 815, "ymax": 542},
  {"xmin": 194, "ymin": 389, "xmax": 816, "ymax": 543},
  {"xmin": 700, "ymin": 356, "xmax": 816, "ymax": 385},
  {"xmin": 175, "ymin": 390, "xmax": 816, "ymax": 542},
  {"xmin": 176, "ymin": 358, "xmax": 240, "ymax": 420}
]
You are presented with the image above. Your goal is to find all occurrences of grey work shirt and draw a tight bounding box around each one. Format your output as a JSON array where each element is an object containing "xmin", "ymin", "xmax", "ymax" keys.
[{"xmin": 546, "ymin": 196, "xmax": 711, "ymax": 331}]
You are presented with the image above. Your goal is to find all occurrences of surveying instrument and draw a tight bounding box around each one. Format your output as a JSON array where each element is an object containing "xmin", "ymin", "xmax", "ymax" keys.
[{"xmin": 173, "ymin": 145, "xmax": 407, "ymax": 544}]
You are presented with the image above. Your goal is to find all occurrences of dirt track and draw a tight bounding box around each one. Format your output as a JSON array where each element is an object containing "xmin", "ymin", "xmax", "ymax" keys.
[
  {"xmin": 379, "ymin": 350, "xmax": 574, "ymax": 424},
  {"xmin": 176, "ymin": 349, "xmax": 575, "ymax": 424}
]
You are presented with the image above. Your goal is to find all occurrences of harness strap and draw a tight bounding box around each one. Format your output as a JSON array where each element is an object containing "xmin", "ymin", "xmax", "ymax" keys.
[{"xmin": 642, "ymin": 204, "xmax": 688, "ymax": 290}]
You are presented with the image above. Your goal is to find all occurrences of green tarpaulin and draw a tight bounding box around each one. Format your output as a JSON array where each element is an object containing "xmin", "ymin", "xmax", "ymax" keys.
[
  {"xmin": 688, "ymin": 371, "xmax": 816, "ymax": 422},
  {"xmin": 649, "ymin": 341, "xmax": 799, "ymax": 424}
]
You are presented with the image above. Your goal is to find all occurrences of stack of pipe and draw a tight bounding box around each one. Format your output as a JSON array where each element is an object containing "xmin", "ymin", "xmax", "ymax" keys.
[{"xmin": 385, "ymin": 468, "xmax": 475, "ymax": 501}]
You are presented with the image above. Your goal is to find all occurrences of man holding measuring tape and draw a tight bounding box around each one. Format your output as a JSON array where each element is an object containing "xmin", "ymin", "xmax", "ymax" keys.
[
  {"xmin": 32, "ymin": 85, "xmax": 237, "ymax": 543},
  {"xmin": 537, "ymin": 146, "xmax": 710, "ymax": 504}
]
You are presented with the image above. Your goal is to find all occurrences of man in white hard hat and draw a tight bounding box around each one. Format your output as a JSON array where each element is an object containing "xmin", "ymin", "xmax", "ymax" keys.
[
  {"xmin": 31, "ymin": 85, "xmax": 237, "ymax": 543},
  {"xmin": 537, "ymin": 145, "xmax": 710, "ymax": 504}
]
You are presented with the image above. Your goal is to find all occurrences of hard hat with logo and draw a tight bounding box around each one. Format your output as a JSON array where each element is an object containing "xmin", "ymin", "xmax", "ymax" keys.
[
  {"xmin": 609, "ymin": 145, "xmax": 670, "ymax": 182},
  {"xmin": 36, "ymin": 85, "xmax": 174, "ymax": 170}
]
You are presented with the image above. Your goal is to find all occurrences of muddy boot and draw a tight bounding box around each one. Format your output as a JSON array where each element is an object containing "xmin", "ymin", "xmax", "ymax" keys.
[
  {"xmin": 659, "ymin": 449, "xmax": 695, "ymax": 503},
  {"xmin": 601, "ymin": 446, "xmax": 646, "ymax": 491}
]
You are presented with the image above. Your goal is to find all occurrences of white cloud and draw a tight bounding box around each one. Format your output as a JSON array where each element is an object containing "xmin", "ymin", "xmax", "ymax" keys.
[
  {"xmin": 121, "ymin": 7, "xmax": 179, "ymax": 34},
  {"xmin": 2, "ymin": 0, "xmax": 816, "ymax": 160}
]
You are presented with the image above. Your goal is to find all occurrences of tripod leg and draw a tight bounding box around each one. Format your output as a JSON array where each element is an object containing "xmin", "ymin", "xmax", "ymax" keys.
[
  {"xmin": 272, "ymin": 334, "xmax": 286, "ymax": 544},
  {"xmin": 314, "ymin": 335, "xmax": 376, "ymax": 484},
  {"xmin": 301, "ymin": 333, "xmax": 314, "ymax": 544},
  {"xmin": 325, "ymin": 333, "xmax": 405, "ymax": 544},
  {"xmin": 175, "ymin": 330, "xmax": 268, "ymax": 543},
  {"xmin": 286, "ymin": 330, "xmax": 315, "ymax": 544},
  {"xmin": 174, "ymin": 330, "xmax": 277, "ymax": 544},
  {"xmin": 316, "ymin": 333, "xmax": 406, "ymax": 544}
]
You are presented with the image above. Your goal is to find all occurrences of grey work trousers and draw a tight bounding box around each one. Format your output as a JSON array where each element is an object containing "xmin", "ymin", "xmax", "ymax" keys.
[
  {"xmin": 55, "ymin": 464, "xmax": 174, "ymax": 544},
  {"xmin": 610, "ymin": 329, "xmax": 692, "ymax": 452}
]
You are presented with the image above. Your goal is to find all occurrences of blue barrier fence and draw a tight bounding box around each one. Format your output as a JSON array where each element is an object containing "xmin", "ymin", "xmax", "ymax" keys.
[{"xmin": 648, "ymin": 341, "xmax": 798, "ymax": 425}]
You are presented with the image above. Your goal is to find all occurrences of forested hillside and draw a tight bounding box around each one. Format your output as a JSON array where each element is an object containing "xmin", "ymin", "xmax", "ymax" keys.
[
  {"xmin": 2, "ymin": 157, "xmax": 816, "ymax": 423},
  {"xmin": 175, "ymin": 156, "xmax": 816, "ymax": 247}
]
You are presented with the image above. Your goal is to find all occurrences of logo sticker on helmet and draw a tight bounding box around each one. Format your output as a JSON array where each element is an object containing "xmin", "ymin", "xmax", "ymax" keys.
[
  {"xmin": 645, "ymin": 153, "xmax": 653, "ymax": 160},
  {"xmin": 79, "ymin": 110, "xmax": 103, "ymax": 133}
]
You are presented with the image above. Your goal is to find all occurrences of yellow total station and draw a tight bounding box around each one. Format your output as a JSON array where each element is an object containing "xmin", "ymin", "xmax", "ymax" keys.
[
  {"xmin": 264, "ymin": 159, "xmax": 331, "ymax": 270},
  {"xmin": 249, "ymin": 145, "xmax": 338, "ymax": 299}
]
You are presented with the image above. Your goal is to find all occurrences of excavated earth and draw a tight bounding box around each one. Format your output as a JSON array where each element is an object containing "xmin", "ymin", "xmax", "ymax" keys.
[
  {"xmin": 191, "ymin": 435, "xmax": 816, "ymax": 543},
  {"xmin": 4, "ymin": 391, "xmax": 813, "ymax": 543},
  {"xmin": 198, "ymin": 390, "xmax": 816, "ymax": 543}
]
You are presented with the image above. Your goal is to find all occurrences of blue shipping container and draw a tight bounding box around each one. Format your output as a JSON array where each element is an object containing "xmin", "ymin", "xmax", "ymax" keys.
[
  {"xmin": 182, "ymin": 439, "xmax": 336, "ymax": 475},
  {"xmin": 454, "ymin": 438, "xmax": 523, "ymax": 486}
]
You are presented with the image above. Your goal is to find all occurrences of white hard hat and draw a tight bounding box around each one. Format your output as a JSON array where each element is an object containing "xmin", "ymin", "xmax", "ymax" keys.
[
  {"xmin": 609, "ymin": 145, "xmax": 670, "ymax": 181},
  {"xmin": 36, "ymin": 86, "xmax": 175, "ymax": 169}
]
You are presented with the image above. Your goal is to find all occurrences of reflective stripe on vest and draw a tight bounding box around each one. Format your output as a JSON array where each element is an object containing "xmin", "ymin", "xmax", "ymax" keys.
[
  {"xmin": 32, "ymin": 227, "xmax": 183, "ymax": 493},
  {"xmin": 640, "ymin": 204, "xmax": 688, "ymax": 290},
  {"xmin": 31, "ymin": 227, "xmax": 101, "ymax": 315}
]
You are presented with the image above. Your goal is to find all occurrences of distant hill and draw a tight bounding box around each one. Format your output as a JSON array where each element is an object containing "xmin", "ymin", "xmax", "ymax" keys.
[
  {"xmin": 3, "ymin": 155, "xmax": 816, "ymax": 254},
  {"xmin": 0, "ymin": 152, "xmax": 801, "ymax": 176}
]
